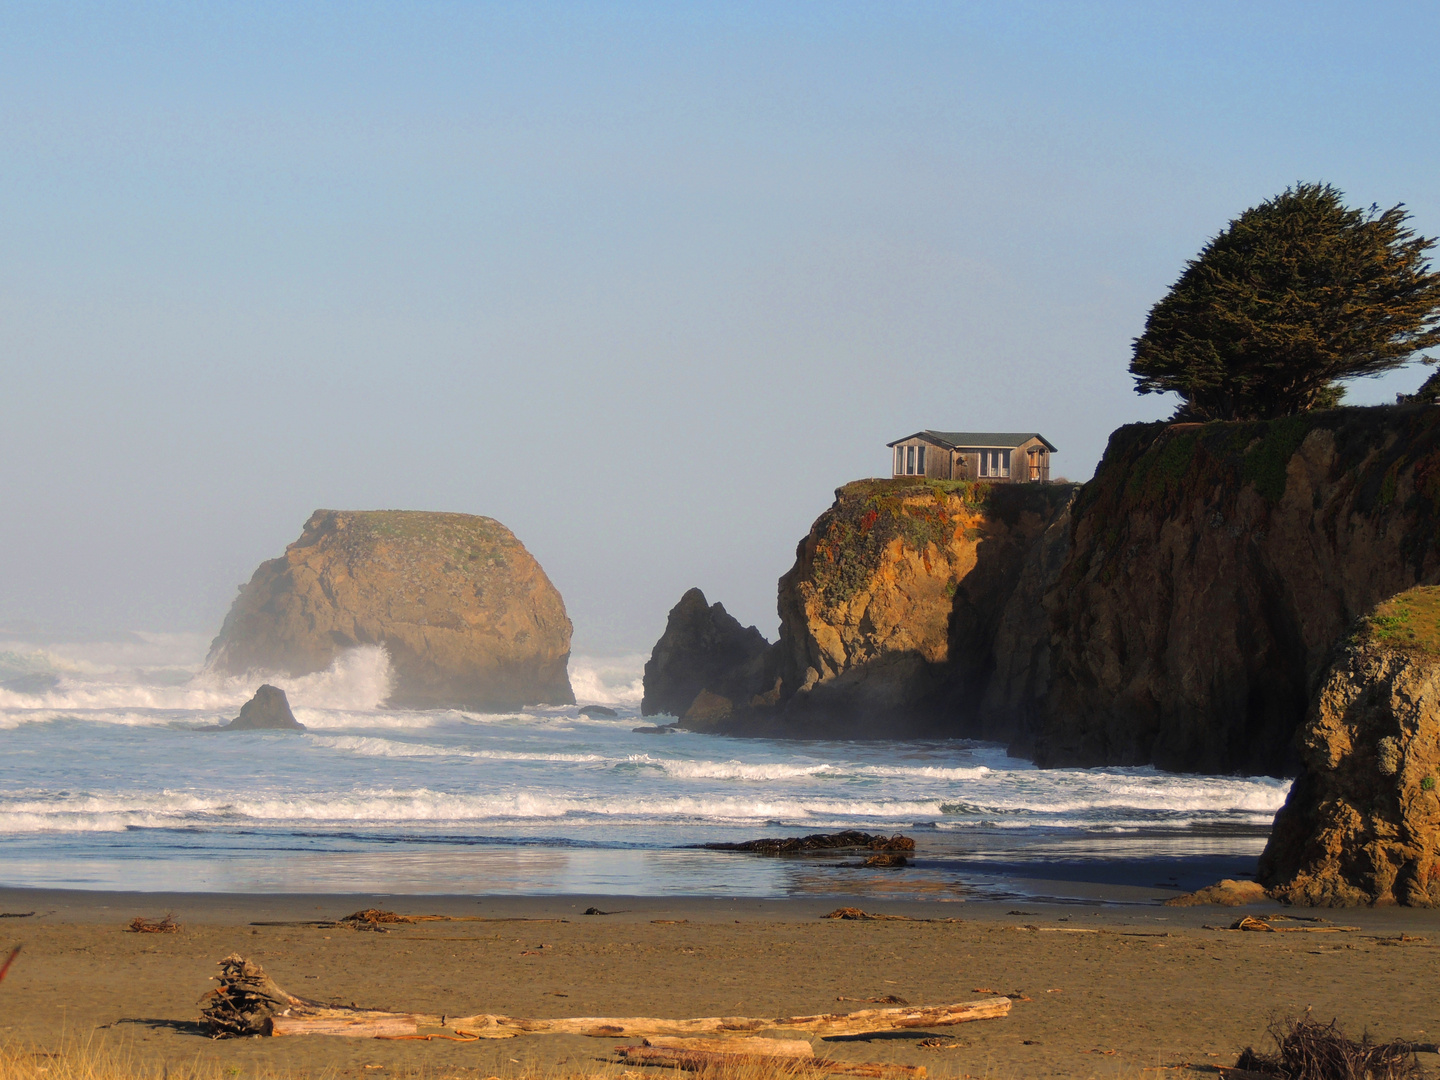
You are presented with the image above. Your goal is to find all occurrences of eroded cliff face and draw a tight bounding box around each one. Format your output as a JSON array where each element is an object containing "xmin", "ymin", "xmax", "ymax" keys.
[
  {"xmin": 772, "ymin": 479, "xmax": 1076, "ymax": 733},
  {"xmin": 1033, "ymin": 405, "xmax": 1440, "ymax": 774},
  {"xmin": 642, "ymin": 479, "xmax": 1075, "ymax": 735},
  {"xmin": 1258, "ymin": 587, "xmax": 1440, "ymax": 907},
  {"xmin": 207, "ymin": 510, "xmax": 574, "ymax": 710}
]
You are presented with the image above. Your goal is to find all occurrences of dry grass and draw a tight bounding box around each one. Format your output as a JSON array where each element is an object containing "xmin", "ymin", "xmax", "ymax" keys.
[
  {"xmin": 0, "ymin": 1041, "xmax": 959, "ymax": 1080},
  {"xmin": 1361, "ymin": 585, "xmax": 1440, "ymax": 656}
]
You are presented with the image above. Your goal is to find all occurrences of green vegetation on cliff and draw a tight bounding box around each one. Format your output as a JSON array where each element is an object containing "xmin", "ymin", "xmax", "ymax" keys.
[
  {"xmin": 1069, "ymin": 404, "xmax": 1440, "ymax": 587},
  {"xmin": 1358, "ymin": 586, "xmax": 1440, "ymax": 657},
  {"xmin": 807, "ymin": 479, "xmax": 1074, "ymax": 613}
]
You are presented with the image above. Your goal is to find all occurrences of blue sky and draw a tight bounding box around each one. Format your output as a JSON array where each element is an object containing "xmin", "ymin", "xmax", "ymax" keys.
[{"xmin": 4, "ymin": 2, "xmax": 1439, "ymax": 652}]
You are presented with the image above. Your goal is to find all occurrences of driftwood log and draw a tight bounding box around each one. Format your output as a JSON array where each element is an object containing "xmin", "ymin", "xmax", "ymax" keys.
[{"xmin": 199, "ymin": 954, "xmax": 1010, "ymax": 1039}]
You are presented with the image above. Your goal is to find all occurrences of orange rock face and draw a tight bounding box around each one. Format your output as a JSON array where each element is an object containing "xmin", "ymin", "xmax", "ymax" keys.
[
  {"xmin": 1259, "ymin": 593, "xmax": 1440, "ymax": 907},
  {"xmin": 772, "ymin": 479, "xmax": 1075, "ymax": 733},
  {"xmin": 207, "ymin": 510, "xmax": 574, "ymax": 710}
]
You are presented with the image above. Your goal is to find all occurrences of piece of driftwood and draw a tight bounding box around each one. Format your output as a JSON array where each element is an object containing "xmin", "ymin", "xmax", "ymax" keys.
[
  {"xmin": 199, "ymin": 954, "xmax": 1009, "ymax": 1039},
  {"xmin": 0, "ymin": 945, "xmax": 19, "ymax": 985},
  {"xmin": 1205, "ymin": 916, "xmax": 1362, "ymax": 933},
  {"xmin": 614, "ymin": 1044, "xmax": 926, "ymax": 1078},
  {"xmin": 698, "ymin": 832, "xmax": 914, "ymax": 856},
  {"xmin": 821, "ymin": 909, "xmax": 960, "ymax": 923}
]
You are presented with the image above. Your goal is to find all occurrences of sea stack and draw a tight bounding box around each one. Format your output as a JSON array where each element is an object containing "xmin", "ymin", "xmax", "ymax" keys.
[
  {"xmin": 224, "ymin": 685, "xmax": 305, "ymax": 731},
  {"xmin": 1258, "ymin": 586, "xmax": 1440, "ymax": 907},
  {"xmin": 207, "ymin": 510, "xmax": 574, "ymax": 711}
]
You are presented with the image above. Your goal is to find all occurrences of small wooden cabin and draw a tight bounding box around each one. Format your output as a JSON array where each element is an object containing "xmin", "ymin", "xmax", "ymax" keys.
[{"xmin": 887, "ymin": 430, "xmax": 1056, "ymax": 483}]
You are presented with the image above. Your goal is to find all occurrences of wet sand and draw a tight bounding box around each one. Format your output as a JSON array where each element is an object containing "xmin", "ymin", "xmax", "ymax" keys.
[{"xmin": 0, "ymin": 886, "xmax": 1437, "ymax": 1080}]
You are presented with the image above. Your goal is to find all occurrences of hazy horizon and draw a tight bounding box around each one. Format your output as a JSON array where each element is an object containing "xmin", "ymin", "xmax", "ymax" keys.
[{"xmin": 5, "ymin": 2, "xmax": 1439, "ymax": 655}]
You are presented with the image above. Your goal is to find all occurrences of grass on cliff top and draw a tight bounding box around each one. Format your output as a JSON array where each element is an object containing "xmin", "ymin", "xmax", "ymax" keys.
[
  {"xmin": 306, "ymin": 509, "xmax": 516, "ymax": 567},
  {"xmin": 1360, "ymin": 586, "xmax": 1440, "ymax": 656}
]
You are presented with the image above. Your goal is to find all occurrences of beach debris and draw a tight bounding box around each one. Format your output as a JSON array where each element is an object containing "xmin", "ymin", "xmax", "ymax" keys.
[
  {"xmin": 584, "ymin": 908, "xmax": 626, "ymax": 915},
  {"xmin": 836, "ymin": 996, "xmax": 908, "ymax": 1005},
  {"xmin": 1233, "ymin": 1015, "xmax": 1425, "ymax": 1079},
  {"xmin": 917, "ymin": 1038, "xmax": 966, "ymax": 1050},
  {"xmin": 1205, "ymin": 916, "xmax": 1361, "ymax": 933},
  {"xmin": 0, "ymin": 945, "xmax": 19, "ymax": 985},
  {"xmin": 126, "ymin": 914, "xmax": 180, "ymax": 933},
  {"xmin": 1373, "ymin": 934, "xmax": 1429, "ymax": 945},
  {"xmin": 0, "ymin": 912, "xmax": 35, "ymax": 919},
  {"xmin": 613, "ymin": 1038, "xmax": 926, "ymax": 1078},
  {"xmin": 341, "ymin": 909, "xmax": 416, "ymax": 928},
  {"xmin": 821, "ymin": 909, "xmax": 964, "ymax": 923},
  {"xmin": 1162, "ymin": 879, "xmax": 1269, "ymax": 907},
  {"xmin": 199, "ymin": 953, "xmax": 1010, "ymax": 1039},
  {"xmin": 699, "ymin": 831, "xmax": 915, "ymax": 856}
]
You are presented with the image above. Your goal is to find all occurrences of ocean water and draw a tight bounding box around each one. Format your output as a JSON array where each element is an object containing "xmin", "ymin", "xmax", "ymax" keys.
[{"xmin": 0, "ymin": 636, "xmax": 1290, "ymax": 901}]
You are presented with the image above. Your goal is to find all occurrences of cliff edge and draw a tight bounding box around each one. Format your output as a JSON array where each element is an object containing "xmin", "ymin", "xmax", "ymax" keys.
[
  {"xmin": 644, "ymin": 478, "xmax": 1076, "ymax": 737},
  {"xmin": 1033, "ymin": 404, "xmax": 1440, "ymax": 774},
  {"xmin": 207, "ymin": 510, "xmax": 574, "ymax": 711}
]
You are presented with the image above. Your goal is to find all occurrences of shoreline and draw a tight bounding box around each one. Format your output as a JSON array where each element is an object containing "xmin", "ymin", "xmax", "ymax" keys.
[{"xmin": 1, "ymin": 888, "xmax": 1437, "ymax": 1079}]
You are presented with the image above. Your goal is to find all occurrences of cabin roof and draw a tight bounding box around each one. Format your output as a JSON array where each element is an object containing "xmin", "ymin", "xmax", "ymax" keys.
[{"xmin": 887, "ymin": 430, "xmax": 1058, "ymax": 453}]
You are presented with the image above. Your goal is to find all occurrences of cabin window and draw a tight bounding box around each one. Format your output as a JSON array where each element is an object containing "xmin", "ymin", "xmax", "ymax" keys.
[
  {"xmin": 906, "ymin": 446, "xmax": 915, "ymax": 474},
  {"xmin": 979, "ymin": 450, "xmax": 1009, "ymax": 478},
  {"xmin": 917, "ymin": 446, "xmax": 926, "ymax": 474},
  {"xmin": 896, "ymin": 447, "xmax": 905, "ymax": 475}
]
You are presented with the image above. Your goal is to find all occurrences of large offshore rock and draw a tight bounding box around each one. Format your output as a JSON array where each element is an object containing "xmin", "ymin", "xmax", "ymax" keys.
[
  {"xmin": 1258, "ymin": 587, "xmax": 1440, "ymax": 906},
  {"xmin": 224, "ymin": 684, "xmax": 305, "ymax": 731},
  {"xmin": 207, "ymin": 510, "xmax": 574, "ymax": 711},
  {"xmin": 1035, "ymin": 405, "xmax": 1440, "ymax": 774},
  {"xmin": 641, "ymin": 588, "xmax": 773, "ymax": 720}
]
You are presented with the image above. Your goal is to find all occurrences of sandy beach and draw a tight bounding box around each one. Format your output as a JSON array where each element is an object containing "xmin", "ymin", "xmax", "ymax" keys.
[{"xmin": 0, "ymin": 887, "xmax": 1436, "ymax": 1080}]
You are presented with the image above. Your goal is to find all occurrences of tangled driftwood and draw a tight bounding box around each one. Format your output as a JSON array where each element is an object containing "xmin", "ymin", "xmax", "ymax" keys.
[
  {"xmin": 1235, "ymin": 1016, "xmax": 1430, "ymax": 1079},
  {"xmin": 198, "ymin": 954, "xmax": 1009, "ymax": 1040},
  {"xmin": 127, "ymin": 914, "xmax": 180, "ymax": 934}
]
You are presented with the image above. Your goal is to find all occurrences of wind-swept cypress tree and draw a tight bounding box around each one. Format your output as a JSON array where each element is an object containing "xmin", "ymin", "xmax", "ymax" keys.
[{"xmin": 1131, "ymin": 183, "xmax": 1440, "ymax": 421}]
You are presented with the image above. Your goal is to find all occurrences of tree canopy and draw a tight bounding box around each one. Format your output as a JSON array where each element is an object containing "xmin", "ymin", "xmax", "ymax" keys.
[{"xmin": 1130, "ymin": 183, "xmax": 1440, "ymax": 421}]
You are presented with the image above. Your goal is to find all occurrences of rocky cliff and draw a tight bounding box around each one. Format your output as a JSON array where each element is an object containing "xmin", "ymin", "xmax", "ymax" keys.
[
  {"xmin": 644, "ymin": 478, "xmax": 1075, "ymax": 736},
  {"xmin": 1257, "ymin": 587, "xmax": 1440, "ymax": 906},
  {"xmin": 641, "ymin": 588, "xmax": 775, "ymax": 722},
  {"xmin": 207, "ymin": 510, "xmax": 574, "ymax": 711},
  {"xmin": 1029, "ymin": 404, "xmax": 1440, "ymax": 774}
]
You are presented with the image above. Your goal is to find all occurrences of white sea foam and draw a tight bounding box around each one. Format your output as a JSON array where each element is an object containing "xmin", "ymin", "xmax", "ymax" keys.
[
  {"xmin": 568, "ymin": 653, "xmax": 645, "ymax": 706},
  {"xmin": 0, "ymin": 645, "xmax": 394, "ymax": 717},
  {"xmin": 0, "ymin": 787, "xmax": 959, "ymax": 833}
]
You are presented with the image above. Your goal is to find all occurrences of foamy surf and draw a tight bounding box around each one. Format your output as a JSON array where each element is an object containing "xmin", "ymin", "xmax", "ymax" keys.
[{"xmin": 0, "ymin": 633, "xmax": 1291, "ymax": 896}]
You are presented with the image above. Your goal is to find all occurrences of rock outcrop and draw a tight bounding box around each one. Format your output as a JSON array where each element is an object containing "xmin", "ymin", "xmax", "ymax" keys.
[
  {"xmin": 1257, "ymin": 587, "xmax": 1440, "ymax": 906},
  {"xmin": 773, "ymin": 479, "xmax": 1075, "ymax": 734},
  {"xmin": 641, "ymin": 588, "xmax": 775, "ymax": 722},
  {"xmin": 224, "ymin": 685, "xmax": 305, "ymax": 731},
  {"xmin": 643, "ymin": 479, "xmax": 1075, "ymax": 736},
  {"xmin": 208, "ymin": 510, "xmax": 574, "ymax": 711},
  {"xmin": 1032, "ymin": 405, "xmax": 1440, "ymax": 774}
]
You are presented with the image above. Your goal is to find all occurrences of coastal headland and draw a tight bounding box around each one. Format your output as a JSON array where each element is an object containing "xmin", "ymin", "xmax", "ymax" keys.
[
  {"xmin": 1, "ymin": 888, "xmax": 1437, "ymax": 1080},
  {"xmin": 650, "ymin": 404, "xmax": 1440, "ymax": 778}
]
